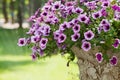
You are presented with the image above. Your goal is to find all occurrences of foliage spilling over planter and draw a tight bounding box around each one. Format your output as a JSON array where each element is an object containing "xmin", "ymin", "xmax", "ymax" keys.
[{"xmin": 18, "ymin": 0, "xmax": 120, "ymax": 66}]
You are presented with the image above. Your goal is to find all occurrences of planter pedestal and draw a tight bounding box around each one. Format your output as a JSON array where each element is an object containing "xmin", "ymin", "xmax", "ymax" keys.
[{"xmin": 71, "ymin": 46, "xmax": 120, "ymax": 80}]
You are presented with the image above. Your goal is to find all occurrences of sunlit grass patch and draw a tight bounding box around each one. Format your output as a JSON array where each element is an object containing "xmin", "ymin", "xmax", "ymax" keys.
[{"xmin": 0, "ymin": 55, "xmax": 79, "ymax": 80}]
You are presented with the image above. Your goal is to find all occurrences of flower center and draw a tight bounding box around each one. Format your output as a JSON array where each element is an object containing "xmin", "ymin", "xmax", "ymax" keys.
[
  {"xmin": 63, "ymin": 24, "xmax": 67, "ymax": 28},
  {"xmin": 85, "ymin": 44, "xmax": 89, "ymax": 48},
  {"xmin": 34, "ymin": 38, "xmax": 37, "ymax": 41},
  {"xmin": 75, "ymin": 26, "xmax": 78, "ymax": 30},
  {"xmin": 81, "ymin": 17, "xmax": 86, "ymax": 21},
  {"xmin": 74, "ymin": 35, "xmax": 78, "ymax": 39},
  {"xmin": 87, "ymin": 33, "xmax": 92, "ymax": 38},
  {"xmin": 104, "ymin": 3, "xmax": 108, "ymax": 6},
  {"xmin": 55, "ymin": 5, "xmax": 59, "ymax": 9},
  {"xmin": 20, "ymin": 40, "xmax": 24, "ymax": 44},
  {"xmin": 60, "ymin": 36, "xmax": 64, "ymax": 40},
  {"xmin": 95, "ymin": 13, "xmax": 99, "ymax": 18},
  {"xmin": 42, "ymin": 40, "xmax": 46, "ymax": 44},
  {"xmin": 105, "ymin": 25, "xmax": 110, "ymax": 30},
  {"xmin": 76, "ymin": 10, "xmax": 80, "ymax": 13},
  {"xmin": 43, "ymin": 12, "xmax": 47, "ymax": 16},
  {"xmin": 97, "ymin": 54, "xmax": 102, "ymax": 61}
]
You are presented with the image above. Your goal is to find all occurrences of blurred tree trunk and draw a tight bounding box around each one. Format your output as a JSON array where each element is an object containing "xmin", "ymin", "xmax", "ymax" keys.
[
  {"xmin": 2, "ymin": 0, "xmax": 8, "ymax": 23},
  {"xmin": 28, "ymin": 0, "xmax": 41, "ymax": 16},
  {"xmin": 10, "ymin": 0, "xmax": 15, "ymax": 24},
  {"xmin": 29, "ymin": 0, "xmax": 34, "ymax": 16},
  {"xmin": 17, "ymin": 0, "xmax": 24, "ymax": 28},
  {"xmin": 33, "ymin": 0, "xmax": 41, "ymax": 13},
  {"xmin": 71, "ymin": 45, "xmax": 120, "ymax": 80},
  {"xmin": 29, "ymin": 0, "xmax": 47, "ymax": 16}
]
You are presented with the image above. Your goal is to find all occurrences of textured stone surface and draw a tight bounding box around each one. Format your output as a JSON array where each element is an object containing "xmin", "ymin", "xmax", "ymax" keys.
[{"xmin": 71, "ymin": 46, "xmax": 120, "ymax": 80}]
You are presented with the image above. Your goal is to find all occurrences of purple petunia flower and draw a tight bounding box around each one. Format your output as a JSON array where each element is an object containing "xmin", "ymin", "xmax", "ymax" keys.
[
  {"xmin": 80, "ymin": 0, "xmax": 87, "ymax": 3},
  {"xmin": 61, "ymin": 44, "xmax": 67, "ymax": 50},
  {"xmin": 81, "ymin": 41, "xmax": 91, "ymax": 51},
  {"xmin": 112, "ymin": 5, "xmax": 120, "ymax": 20},
  {"xmin": 28, "ymin": 15, "xmax": 36, "ymax": 22},
  {"xmin": 113, "ymin": 39, "xmax": 120, "ymax": 48},
  {"xmin": 31, "ymin": 53, "xmax": 37, "ymax": 61},
  {"xmin": 57, "ymin": 33, "xmax": 66, "ymax": 43},
  {"xmin": 39, "ymin": 49, "xmax": 44, "ymax": 56},
  {"xmin": 36, "ymin": 17, "xmax": 44, "ymax": 23},
  {"xmin": 118, "ymin": 0, "xmax": 120, "ymax": 2},
  {"xmin": 78, "ymin": 14, "xmax": 89, "ymax": 24},
  {"xmin": 114, "ymin": 11, "xmax": 120, "ymax": 20},
  {"xmin": 84, "ymin": 30, "xmax": 95, "ymax": 40},
  {"xmin": 31, "ymin": 23, "xmax": 40, "ymax": 31},
  {"xmin": 95, "ymin": 52, "xmax": 103, "ymax": 63},
  {"xmin": 73, "ymin": 7, "xmax": 83, "ymax": 14},
  {"xmin": 68, "ymin": 21, "xmax": 74, "ymax": 27},
  {"xmin": 65, "ymin": 6, "xmax": 74, "ymax": 15},
  {"xmin": 53, "ymin": 31, "xmax": 60, "ymax": 40},
  {"xmin": 71, "ymin": 19, "xmax": 79, "ymax": 24},
  {"xmin": 44, "ymin": 13, "xmax": 58, "ymax": 24},
  {"xmin": 101, "ymin": 1, "xmax": 110, "ymax": 8},
  {"xmin": 42, "ymin": 4, "xmax": 51, "ymax": 11},
  {"xmin": 31, "ymin": 35, "xmax": 40, "ymax": 43},
  {"xmin": 34, "ymin": 29, "xmax": 42, "ymax": 36},
  {"xmin": 84, "ymin": 1, "xmax": 97, "ymax": 10},
  {"xmin": 52, "ymin": 1, "xmax": 61, "ymax": 10},
  {"xmin": 72, "ymin": 24, "xmax": 80, "ymax": 33},
  {"xmin": 17, "ymin": 38, "xmax": 26, "ymax": 46},
  {"xmin": 92, "ymin": 11, "xmax": 102, "ymax": 19},
  {"xmin": 39, "ymin": 24, "xmax": 51, "ymax": 36},
  {"xmin": 59, "ymin": 22, "xmax": 69, "ymax": 31},
  {"xmin": 103, "ymin": 24, "xmax": 110, "ymax": 32},
  {"xmin": 71, "ymin": 33, "xmax": 80, "ymax": 42},
  {"xmin": 97, "ymin": 26, "xmax": 103, "ymax": 34},
  {"xmin": 31, "ymin": 46, "xmax": 38, "ymax": 53},
  {"xmin": 39, "ymin": 38, "xmax": 48, "ymax": 50},
  {"xmin": 54, "ymin": 30, "xmax": 63, "ymax": 40},
  {"xmin": 112, "ymin": 5, "xmax": 120, "ymax": 12},
  {"xmin": 27, "ymin": 23, "xmax": 40, "ymax": 35},
  {"xmin": 52, "ymin": 17, "xmax": 59, "ymax": 24},
  {"xmin": 110, "ymin": 56, "xmax": 118, "ymax": 66},
  {"xmin": 31, "ymin": 54, "xmax": 36, "ymax": 60},
  {"xmin": 100, "ymin": 8, "xmax": 108, "ymax": 17},
  {"xmin": 26, "ymin": 28, "xmax": 35, "ymax": 35},
  {"xmin": 100, "ymin": 19, "xmax": 110, "ymax": 32},
  {"xmin": 26, "ymin": 38, "xmax": 31, "ymax": 44},
  {"xmin": 65, "ymin": 1, "xmax": 76, "ymax": 7},
  {"xmin": 41, "ymin": 11, "xmax": 48, "ymax": 17}
]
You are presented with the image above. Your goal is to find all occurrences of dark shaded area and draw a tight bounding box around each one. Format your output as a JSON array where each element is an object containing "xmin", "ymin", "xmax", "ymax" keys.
[
  {"xmin": 2, "ymin": 0, "xmax": 8, "ymax": 23},
  {"xmin": 0, "ymin": 60, "xmax": 32, "ymax": 71}
]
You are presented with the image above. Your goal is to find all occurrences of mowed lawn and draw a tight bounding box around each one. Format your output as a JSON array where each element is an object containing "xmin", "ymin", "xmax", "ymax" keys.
[{"xmin": 0, "ymin": 28, "xmax": 79, "ymax": 80}]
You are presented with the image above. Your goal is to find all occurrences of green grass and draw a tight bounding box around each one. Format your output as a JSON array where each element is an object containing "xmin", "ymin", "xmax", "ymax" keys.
[
  {"xmin": 0, "ymin": 28, "xmax": 30, "ymax": 55},
  {"xmin": 0, "ymin": 55, "xmax": 79, "ymax": 80},
  {"xmin": 0, "ymin": 28, "xmax": 79, "ymax": 80}
]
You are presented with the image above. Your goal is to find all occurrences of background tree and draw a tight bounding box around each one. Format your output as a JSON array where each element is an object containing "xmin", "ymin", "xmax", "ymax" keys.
[
  {"xmin": 10, "ymin": 0, "xmax": 15, "ymax": 23},
  {"xmin": 17, "ymin": 0, "xmax": 25, "ymax": 28},
  {"xmin": 2, "ymin": 0, "xmax": 8, "ymax": 23}
]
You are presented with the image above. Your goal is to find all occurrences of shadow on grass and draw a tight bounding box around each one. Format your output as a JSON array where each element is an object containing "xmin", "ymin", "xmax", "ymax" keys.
[
  {"xmin": 0, "ymin": 60, "xmax": 32, "ymax": 71},
  {"xmin": 0, "ymin": 28, "xmax": 30, "ymax": 55}
]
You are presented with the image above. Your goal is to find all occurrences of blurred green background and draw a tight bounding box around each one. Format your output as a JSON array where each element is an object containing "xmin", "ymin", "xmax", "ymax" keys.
[{"xmin": 0, "ymin": 0, "xmax": 79, "ymax": 80}]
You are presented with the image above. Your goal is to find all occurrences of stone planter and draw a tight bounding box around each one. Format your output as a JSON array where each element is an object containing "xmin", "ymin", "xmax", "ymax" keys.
[{"xmin": 71, "ymin": 45, "xmax": 120, "ymax": 80}]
